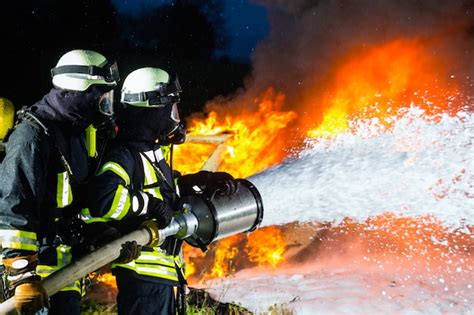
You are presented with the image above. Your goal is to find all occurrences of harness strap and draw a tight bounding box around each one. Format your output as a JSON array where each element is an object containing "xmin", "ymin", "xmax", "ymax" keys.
[
  {"xmin": 19, "ymin": 109, "xmax": 76, "ymax": 182},
  {"xmin": 175, "ymin": 260, "xmax": 187, "ymax": 315}
]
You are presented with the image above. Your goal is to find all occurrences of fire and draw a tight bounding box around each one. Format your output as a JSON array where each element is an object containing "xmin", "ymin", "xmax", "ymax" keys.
[
  {"xmin": 91, "ymin": 271, "xmax": 117, "ymax": 289},
  {"xmin": 306, "ymin": 39, "xmax": 462, "ymax": 137},
  {"xmin": 245, "ymin": 226, "xmax": 285, "ymax": 267},
  {"xmin": 209, "ymin": 234, "xmax": 244, "ymax": 278},
  {"xmin": 183, "ymin": 226, "xmax": 286, "ymax": 282},
  {"xmin": 95, "ymin": 39, "xmax": 470, "ymax": 290},
  {"xmin": 174, "ymin": 88, "xmax": 297, "ymax": 177}
]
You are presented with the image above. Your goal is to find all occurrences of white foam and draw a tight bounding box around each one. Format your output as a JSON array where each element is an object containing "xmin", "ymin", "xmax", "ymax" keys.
[{"xmin": 250, "ymin": 107, "xmax": 474, "ymax": 227}]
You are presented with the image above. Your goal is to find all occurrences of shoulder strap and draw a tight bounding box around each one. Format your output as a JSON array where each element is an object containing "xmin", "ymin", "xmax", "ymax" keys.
[
  {"xmin": 17, "ymin": 108, "xmax": 77, "ymax": 181},
  {"xmin": 124, "ymin": 146, "xmax": 145, "ymax": 191},
  {"xmin": 139, "ymin": 150, "xmax": 175, "ymax": 191}
]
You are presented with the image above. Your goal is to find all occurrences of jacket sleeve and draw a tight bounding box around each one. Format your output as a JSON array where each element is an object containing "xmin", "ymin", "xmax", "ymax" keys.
[
  {"xmin": 83, "ymin": 149, "xmax": 161, "ymax": 223},
  {"xmin": 0, "ymin": 124, "xmax": 50, "ymax": 258}
]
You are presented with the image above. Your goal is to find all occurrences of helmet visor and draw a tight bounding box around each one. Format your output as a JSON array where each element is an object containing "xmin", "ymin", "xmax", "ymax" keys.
[
  {"xmin": 170, "ymin": 102, "xmax": 180, "ymax": 123},
  {"xmin": 51, "ymin": 60, "xmax": 120, "ymax": 83},
  {"xmin": 104, "ymin": 61, "xmax": 120, "ymax": 83},
  {"xmin": 157, "ymin": 75, "xmax": 182, "ymax": 96},
  {"xmin": 98, "ymin": 90, "xmax": 114, "ymax": 116}
]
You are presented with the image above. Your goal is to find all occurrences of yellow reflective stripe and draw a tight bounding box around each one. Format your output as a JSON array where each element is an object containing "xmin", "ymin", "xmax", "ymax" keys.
[
  {"xmin": 104, "ymin": 185, "xmax": 130, "ymax": 220},
  {"xmin": 37, "ymin": 265, "xmax": 81, "ymax": 293},
  {"xmin": 135, "ymin": 253, "xmax": 175, "ymax": 267},
  {"xmin": 59, "ymin": 284, "xmax": 82, "ymax": 294},
  {"xmin": 79, "ymin": 208, "xmax": 109, "ymax": 223},
  {"xmin": 98, "ymin": 162, "xmax": 131, "ymax": 186},
  {"xmin": 56, "ymin": 244, "xmax": 72, "ymax": 267},
  {"xmin": 175, "ymin": 254, "xmax": 185, "ymax": 268},
  {"xmin": 36, "ymin": 265, "xmax": 59, "ymax": 277},
  {"xmin": 85, "ymin": 125, "xmax": 97, "ymax": 158},
  {"xmin": 114, "ymin": 263, "xmax": 179, "ymax": 281},
  {"xmin": 56, "ymin": 171, "xmax": 73, "ymax": 208},
  {"xmin": 0, "ymin": 230, "xmax": 37, "ymax": 251},
  {"xmin": 161, "ymin": 145, "xmax": 171, "ymax": 163},
  {"xmin": 141, "ymin": 155, "xmax": 163, "ymax": 200}
]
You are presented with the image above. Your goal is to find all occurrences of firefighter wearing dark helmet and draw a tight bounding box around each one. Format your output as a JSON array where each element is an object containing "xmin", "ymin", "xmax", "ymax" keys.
[
  {"xmin": 82, "ymin": 67, "xmax": 238, "ymax": 315},
  {"xmin": 0, "ymin": 49, "xmax": 119, "ymax": 314}
]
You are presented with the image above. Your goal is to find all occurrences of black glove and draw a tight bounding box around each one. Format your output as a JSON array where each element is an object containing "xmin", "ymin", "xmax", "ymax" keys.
[
  {"xmin": 205, "ymin": 172, "xmax": 239, "ymax": 197},
  {"xmin": 82, "ymin": 222, "xmax": 122, "ymax": 253},
  {"xmin": 115, "ymin": 241, "xmax": 141, "ymax": 264},
  {"xmin": 179, "ymin": 171, "xmax": 239, "ymax": 198},
  {"xmin": 147, "ymin": 195, "xmax": 174, "ymax": 229}
]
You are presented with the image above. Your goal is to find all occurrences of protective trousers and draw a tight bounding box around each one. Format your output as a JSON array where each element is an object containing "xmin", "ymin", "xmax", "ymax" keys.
[
  {"xmin": 36, "ymin": 291, "xmax": 81, "ymax": 315},
  {"xmin": 116, "ymin": 272, "xmax": 175, "ymax": 315}
]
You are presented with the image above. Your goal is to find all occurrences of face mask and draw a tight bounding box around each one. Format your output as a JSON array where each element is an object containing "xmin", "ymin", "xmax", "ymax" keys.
[
  {"xmin": 93, "ymin": 90, "xmax": 117, "ymax": 137},
  {"xmin": 158, "ymin": 103, "xmax": 186, "ymax": 145},
  {"xmin": 98, "ymin": 90, "xmax": 114, "ymax": 116}
]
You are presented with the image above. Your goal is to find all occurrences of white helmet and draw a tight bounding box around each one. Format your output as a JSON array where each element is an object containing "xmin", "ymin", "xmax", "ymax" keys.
[
  {"xmin": 51, "ymin": 49, "xmax": 119, "ymax": 91},
  {"xmin": 120, "ymin": 67, "xmax": 182, "ymax": 108},
  {"xmin": 121, "ymin": 67, "xmax": 185, "ymax": 144}
]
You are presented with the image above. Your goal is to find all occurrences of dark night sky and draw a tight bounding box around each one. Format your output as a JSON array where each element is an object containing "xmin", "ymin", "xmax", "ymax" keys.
[
  {"xmin": 112, "ymin": 0, "xmax": 269, "ymax": 60},
  {"xmin": 0, "ymin": 0, "xmax": 270, "ymax": 110}
]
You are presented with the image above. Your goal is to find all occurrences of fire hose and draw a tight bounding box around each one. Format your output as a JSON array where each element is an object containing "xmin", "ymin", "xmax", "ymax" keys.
[{"xmin": 0, "ymin": 179, "xmax": 263, "ymax": 314}]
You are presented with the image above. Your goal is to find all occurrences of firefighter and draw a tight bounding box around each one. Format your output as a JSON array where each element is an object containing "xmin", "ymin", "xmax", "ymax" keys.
[
  {"xmin": 0, "ymin": 97, "xmax": 14, "ymax": 163},
  {"xmin": 0, "ymin": 97, "xmax": 14, "ymax": 140},
  {"xmin": 0, "ymin": 49, "xmax": 120, "ymax": 314},
  {"xmin": 83, "ymin": 67, "xmax": 238, "ymax": 315}
]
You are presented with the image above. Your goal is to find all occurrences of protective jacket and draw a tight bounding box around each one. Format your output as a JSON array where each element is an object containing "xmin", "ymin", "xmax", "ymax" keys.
[
  {"xmin": 0, "ymin": 88, "xmax": 103, "ymax": 294},
  {"xmin": 83, "ymin": 140, "xmax": 186, "ymax": 286}
]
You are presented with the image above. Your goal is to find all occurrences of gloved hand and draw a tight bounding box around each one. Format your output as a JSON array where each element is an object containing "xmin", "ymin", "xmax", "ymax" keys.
[
  {"xmin": 179, "ymin": 171, "xmax": 239, "ymax": 198},
  {"xmin": 83, "ymin": 223, "xmax": 122, "ymax": 251},
  {"xmin": 14, "ymin": 281, "xmax": 50, "ymax": 315},
  {"xmin": 205, "ymin": 172, "xmax": 239, "ymax": 197},
  {"xmin": 147, "ymin": 195, "xmax": 174, "ymax": 229},
  {"xmin": 3, "ymin": 254, "xmax": 49, "ymax": 314},
  {"xmin": 115, "ymin": 241, "xmax": 141, "ymax": 264}
]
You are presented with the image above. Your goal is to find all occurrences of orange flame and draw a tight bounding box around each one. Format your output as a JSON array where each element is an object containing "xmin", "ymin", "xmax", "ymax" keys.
[
  {"xmin": 174, "ymin": 38, "xmax": 469, "ymax": 283},
  {"xmin": 92, "ymin": 272, "xmax": 117, "ymax": 289},
  {"xmin": 183, "ymin": 227, "xmax": 287, "ymax": 282},
  {"xmin": 95, "ymin": 38, "xmax": 470, "ymax": 290},
  {"xmin": 174, "ymin": 88, "xmax": 297, "ymax": 177},
  {"xmin": 245, "ymin": 226, "xmax": 285, "ymax": 267},
  {"xmin": 210, "ymin": 234, "xmax": 244, "ymax": 278},
  {"xmin": 306, "ymin": 39, "xmax": 462, "ymax": 137}
]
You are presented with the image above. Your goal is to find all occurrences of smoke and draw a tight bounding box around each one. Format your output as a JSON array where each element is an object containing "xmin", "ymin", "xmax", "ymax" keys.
[{"xmin": 247, "ymin": 0, "xmax": 474, "ymax": 107}]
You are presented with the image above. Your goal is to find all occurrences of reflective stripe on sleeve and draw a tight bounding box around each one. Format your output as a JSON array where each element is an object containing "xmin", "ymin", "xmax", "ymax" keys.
[
  {"xmin": 79, "ymin": 208, "xmax": 109, "ymax": 223},
  {"xmin": 98, "ymin": 162, "xmax": 131, "ymax": 186},
  {"xmin": 104, "ymin": 185, "xmax": 131, "ymax": 220},
  {"xmin": 57, "ymin": 171, "xmax": 73, "ymax": 208},
  {"xmin": 131, "ymin": 191, "xmax": 150, "ymax": 216},
  {"xmin": 0, "ymin": 230, "xmax": 37, "ymax": 251}
]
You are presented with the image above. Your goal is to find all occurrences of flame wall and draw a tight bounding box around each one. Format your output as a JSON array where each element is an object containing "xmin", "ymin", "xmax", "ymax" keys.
[{"xmin": 250, "ymin": 0, "xmax": 474, "ymax": 110}]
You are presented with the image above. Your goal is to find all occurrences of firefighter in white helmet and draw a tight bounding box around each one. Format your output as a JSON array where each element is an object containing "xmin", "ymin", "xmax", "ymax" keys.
[
  {"xmin": 0, "ymin": 49, "xmax": 122, "ymax": 314},
  {"xmin": 83, "ymin": 67, "xmax": 238, "ymax": 314}
]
